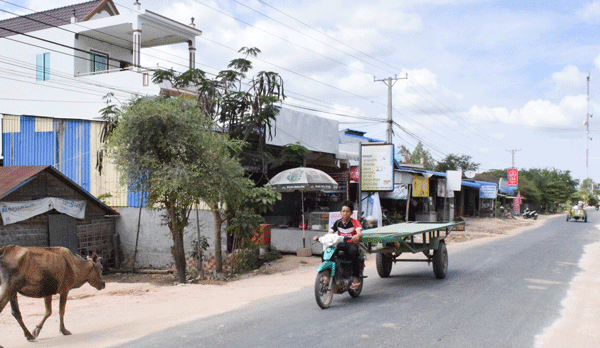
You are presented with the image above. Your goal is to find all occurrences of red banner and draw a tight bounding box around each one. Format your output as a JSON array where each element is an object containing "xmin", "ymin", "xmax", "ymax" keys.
[
  {"xmin": 507, "ymin": 168, "xmax": 518, "ymax": 187},
  {"xmin": 350, "ymin": 166, "xmax": 360, "ymax": 182},
  {"xmin": 514, "ymin": 192, "xmax": 521, "ymax": 214}
]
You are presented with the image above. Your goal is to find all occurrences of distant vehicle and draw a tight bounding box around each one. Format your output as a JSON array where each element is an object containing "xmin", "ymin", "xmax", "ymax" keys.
[
  {"xmin": 523, "ymin": 208, "xmax": 538, "ymax": 220},
  {"xmin": 567, "ymin": 206, "xmax": 587, "ymax": 222}
]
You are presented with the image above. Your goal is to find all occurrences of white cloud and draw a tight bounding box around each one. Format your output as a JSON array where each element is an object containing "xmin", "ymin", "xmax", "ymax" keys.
[
  {"xmin": 594, "ymin": 53, "xmax": 600, "ymax": 71},
  {"xmin": 346, "ymin": 3, "xmax": 422, "ymax": 33},
  {"xmin": 469, "ymin": 95, "xmax": 587, "ymax": 127},
  {"xmin": 578, "ymin": 1, "xmax": 600, "ymax": 23},
  {"xmin": 551, "ymin": 65, "xmax": 587, "ymax": 89}
]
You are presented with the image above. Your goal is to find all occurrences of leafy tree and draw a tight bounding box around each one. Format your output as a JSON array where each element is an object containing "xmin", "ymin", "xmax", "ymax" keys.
[
  {"xmin": 520, "ymin": 168, "xmax": 578, "ymax": 206},
  {"xmin": 580, "ymin": 178, "xmax": 595, "ymax": 192},
  {"xmin": 152, "ymin": 47, "xmax": 285, "ymax": 178},
  {"xmin": 106, "ymin": 95, "xmax": 247, "ymax": 282},
  {"xmin": 397, "ymin": 142, "xmax": 435, "ymax": 170},
  {"xmin": 269, "ymin": 142, "xmax": 310, "ymax": 169},
  {"xmin": 434, "ymin": 153, "xmax": 480, "ymax": 173},
  {"xmin": 516, "ymin": 175, "xmax": 541, "ymax": 204},
  {"xmin": 227, "ymin": 186, "xmax": 281, "ymax": 249},
  {"xmin": 475, "ymin": 169, "xmax": 505, "ymax": 183}
]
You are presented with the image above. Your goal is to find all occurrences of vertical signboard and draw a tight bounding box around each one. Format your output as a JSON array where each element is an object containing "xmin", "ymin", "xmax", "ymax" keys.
[
  {"xmin": 360, "ymin": 143, "xmax": 394, "ymax": 191},
  {"xmin": 507, "ymin": 168, "xmax": 518, "ymax": 188},
  {"xmin": 446, "ymin": 170, "xmax": 462, "ymax": 192}
]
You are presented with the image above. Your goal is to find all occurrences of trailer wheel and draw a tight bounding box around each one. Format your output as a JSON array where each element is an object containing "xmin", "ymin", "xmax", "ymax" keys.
[
  {"xmin": 376, "ymin": 253, "xmax": 393, "ymax": 278},
  {"xmin": 433, "ymin": 240, "xmax": 448, "ymax": 279}
]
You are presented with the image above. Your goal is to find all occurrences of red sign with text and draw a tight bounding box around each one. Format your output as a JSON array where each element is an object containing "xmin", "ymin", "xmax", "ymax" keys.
[{"xmin": 507, "ymin": 168, "xmax": 518, "ymax": 187}]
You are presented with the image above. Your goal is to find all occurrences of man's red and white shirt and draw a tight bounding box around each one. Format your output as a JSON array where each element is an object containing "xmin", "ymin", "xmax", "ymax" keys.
[{"xmin": 330, "ymin": 218, "xmax": 362, "ymax": 242}]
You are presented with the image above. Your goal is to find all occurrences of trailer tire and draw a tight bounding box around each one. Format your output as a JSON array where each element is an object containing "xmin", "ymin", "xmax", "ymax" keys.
[
  {"xmin": 433, "ymin": 240, "xmax": 448, "ymax": 279},
  {"xmin": 376, "ymin": 253, "xmax": 393, "ymax": 278}
]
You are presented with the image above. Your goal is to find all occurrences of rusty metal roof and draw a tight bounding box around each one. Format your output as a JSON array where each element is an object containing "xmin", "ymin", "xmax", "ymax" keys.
[
  {"xmin": 0, "ymin": 0, "xmax": 119, "ymax": 38},
  {"xmin": 0, "ymin": 165, "xmax": 118, "ymax": 215},
  {"xmin": 0, "ymin": 165, "xmax": 48, "ymax": 198}
]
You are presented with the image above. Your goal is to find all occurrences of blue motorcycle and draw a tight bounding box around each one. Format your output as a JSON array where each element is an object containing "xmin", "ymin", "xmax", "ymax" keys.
[{"xmin": 314, "ymin": 234, "xmax": 365, "ymax": 309}]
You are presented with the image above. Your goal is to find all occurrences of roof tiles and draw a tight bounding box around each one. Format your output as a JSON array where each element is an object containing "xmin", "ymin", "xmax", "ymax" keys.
[{"xmin": 0, "ymin": 1, "xmax": 104, "ymax": 38}]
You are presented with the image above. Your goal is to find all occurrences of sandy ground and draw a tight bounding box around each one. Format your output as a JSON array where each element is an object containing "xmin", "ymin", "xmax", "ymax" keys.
[{"xmin": 0, "ymin": 214, "xmax": 595, "ymax": 348}]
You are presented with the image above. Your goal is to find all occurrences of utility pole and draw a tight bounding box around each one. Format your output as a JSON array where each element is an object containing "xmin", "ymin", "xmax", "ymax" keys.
[
  {"xmin": 375, "ymin": 73, "xmax": 407, "ymax": 143},
  {"xmin": 586, "ymin": 72, "xmax": 592, "ymax": 179},
  {"xmin": 506, "ymin": 149, "xmax": 521, "ymax": 168}
]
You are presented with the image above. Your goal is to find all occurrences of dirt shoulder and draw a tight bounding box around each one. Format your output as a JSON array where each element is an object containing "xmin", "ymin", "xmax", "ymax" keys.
[{"xmin": 0, "ymin": 215, "xmax": 552, "ymax": 348}]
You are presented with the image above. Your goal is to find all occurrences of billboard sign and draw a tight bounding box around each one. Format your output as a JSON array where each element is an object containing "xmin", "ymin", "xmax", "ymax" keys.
[{"xmin": 360, "ymin": 143, "xmax": 394, "ymax": 191}]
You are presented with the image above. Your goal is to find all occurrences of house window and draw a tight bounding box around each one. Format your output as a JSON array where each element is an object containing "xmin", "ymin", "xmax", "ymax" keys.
[
  {"xmin": 36, "ymin": 53, "xmax": 50, "ymax": 81},
  {"xmin": 89, "ymin": 52, "xmax": 109, "ymax": 73}
]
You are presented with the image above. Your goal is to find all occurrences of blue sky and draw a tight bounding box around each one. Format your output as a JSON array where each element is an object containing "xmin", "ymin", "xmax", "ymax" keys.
[{"xmin": 2, "ymin": 0, "xmax": 600, "ymax": 183}]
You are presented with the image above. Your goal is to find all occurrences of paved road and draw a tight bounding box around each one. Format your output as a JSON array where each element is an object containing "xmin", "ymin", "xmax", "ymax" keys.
[{"xmin": 114, "ymin": 212, "xmax": 599, "ymax": 348}]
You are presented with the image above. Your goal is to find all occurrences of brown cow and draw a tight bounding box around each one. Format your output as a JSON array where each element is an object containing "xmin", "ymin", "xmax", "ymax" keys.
[{"xmin": 0, "ymin": 245, "xmax": 105, "ymax": 346}]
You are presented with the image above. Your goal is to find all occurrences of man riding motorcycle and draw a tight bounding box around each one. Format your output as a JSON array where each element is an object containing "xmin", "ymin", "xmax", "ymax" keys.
[{"xmin": 313, "ymin": 200, "xmax": 362, "ymax": 290}]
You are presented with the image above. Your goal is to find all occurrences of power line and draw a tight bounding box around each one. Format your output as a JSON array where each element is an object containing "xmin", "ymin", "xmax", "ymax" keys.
[
  {"xmin": 229, "ymin": 0, "xmax": 394, "ymax": 76},
  {"xmin": 256, "ymin": 0, "xmax": 401, "ymax": 75}
]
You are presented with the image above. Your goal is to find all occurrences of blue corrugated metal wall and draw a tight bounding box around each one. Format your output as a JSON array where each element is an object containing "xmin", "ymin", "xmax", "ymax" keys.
[
  {"xmin": 59, "ymin": 120, "xmax": 91, "ymax": 192},
  {"xmin": 3, "ymin": 115, "xmax": 146, "ymax": 207},
  {"xmin": 128, "ymin": 190, "xmax": 145, "ymax": 208},
  {"xmin": 3, "ymin": 116, "xmax": 55, "ymax": 166}
]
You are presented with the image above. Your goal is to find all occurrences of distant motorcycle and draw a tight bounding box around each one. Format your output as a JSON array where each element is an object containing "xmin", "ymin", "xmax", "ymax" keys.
[
  {"xmin": 523, "ymin": 208, "xmax": 538, "ymax": 220},
  {"xmin": 595, "ymin": 204, "xmax": 599, "ymax": 211}
]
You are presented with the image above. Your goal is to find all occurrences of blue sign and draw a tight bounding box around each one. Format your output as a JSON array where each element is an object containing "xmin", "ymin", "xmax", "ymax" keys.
[{"xmin": 479, "ymin": 185, "xmax": 497, "ymax": 199}]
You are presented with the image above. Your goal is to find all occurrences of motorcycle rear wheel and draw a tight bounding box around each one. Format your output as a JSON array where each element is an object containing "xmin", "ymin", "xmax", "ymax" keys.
[
  {"xmin": 315, "ymin": 270, "xmax": 334, "ymax": 309},
  {"xmin": 348, "ymin": 273, "xmax": 364, "ymax": 298}
]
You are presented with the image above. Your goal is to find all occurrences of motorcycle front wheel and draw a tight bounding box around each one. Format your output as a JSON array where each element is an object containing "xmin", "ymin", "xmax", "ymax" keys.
[{"xmin": 315, "ymin": 270, "xmax": 334, "ymax": 309}]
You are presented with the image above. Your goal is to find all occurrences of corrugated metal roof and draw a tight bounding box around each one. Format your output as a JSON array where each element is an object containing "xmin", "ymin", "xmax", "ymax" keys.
[
  {"xmin": 0, "ymin": 0, "xmax": 115, "ymax": 38},
  {"xmin": 0, "ymin": 165, "xmax": 118, "ymax": 215},
  {"xmin": 0, "ymin": 165, "xmax": 48, "ymax": 197}
]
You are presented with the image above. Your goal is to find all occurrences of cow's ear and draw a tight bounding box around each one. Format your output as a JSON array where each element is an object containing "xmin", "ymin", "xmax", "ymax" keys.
[{"xmin": 92, "ymin": 252, "xmax": 99, "ymax": 263}]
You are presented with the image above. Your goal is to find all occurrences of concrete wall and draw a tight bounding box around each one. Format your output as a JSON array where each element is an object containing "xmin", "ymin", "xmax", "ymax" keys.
[
  {"xmin": 116, "ymin": 207, "xmax": 225, "ymax": 269},
  {"xmin": 270, "ymin": 228, "xmax": 326, "ymax": 255}
]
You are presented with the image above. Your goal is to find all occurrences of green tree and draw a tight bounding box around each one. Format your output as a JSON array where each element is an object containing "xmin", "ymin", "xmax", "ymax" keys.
[
  {"xmin": 397, "ymin": 142, "xmax": 436, "ymax": 170},
  {"xmin": 580, "ymin": 178, "xmax": 595, "ymax": 192},
  {"xmin": 269, "ymin": 142, "xmax": 310, "ymax": 170},
  {"xmin": 434, "ymin": 153, "xmax": 480, "ymax": 173},
  {"xmin": 476, "ymin": 169, "xmax": 506, "ymax": 183},
  {"xmin": 152, "ymin": 47, "xmax": 285, "ymax": 178},
  {"xmin": 106, "ymin": 95, "xmax": 247, "ymax": 282},
  {"xmin": 520, "ymin": 168, "xmax": 578, "ymax": 206}
]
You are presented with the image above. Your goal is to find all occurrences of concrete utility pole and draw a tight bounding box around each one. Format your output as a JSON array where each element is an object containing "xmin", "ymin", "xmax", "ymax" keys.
[
  {"xmin": 586, "ymin": 72, "xmax": 592, "ymax": 179},
  {"xmin": 506, "ymin": 149, "xmax": 521, "ymax": 168},
  {"xmin": 375, "ymin": 74, "xmax": 407, "ymax": 143}
]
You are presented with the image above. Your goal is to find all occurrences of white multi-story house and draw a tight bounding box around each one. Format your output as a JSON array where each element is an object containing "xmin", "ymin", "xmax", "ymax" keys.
[{"xmin": 0, "ymin": 0, "xmax": 201, "ymax": 207}]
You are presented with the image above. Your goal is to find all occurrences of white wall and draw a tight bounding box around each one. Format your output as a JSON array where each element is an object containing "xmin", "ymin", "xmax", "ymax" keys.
[
  {"xmin": 0, "ymin": 27, "xmax": 162, "ymax": 121},
  {"xmin": 116, "ymin": 207, "xmax": 225, "ymax": 269}
]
